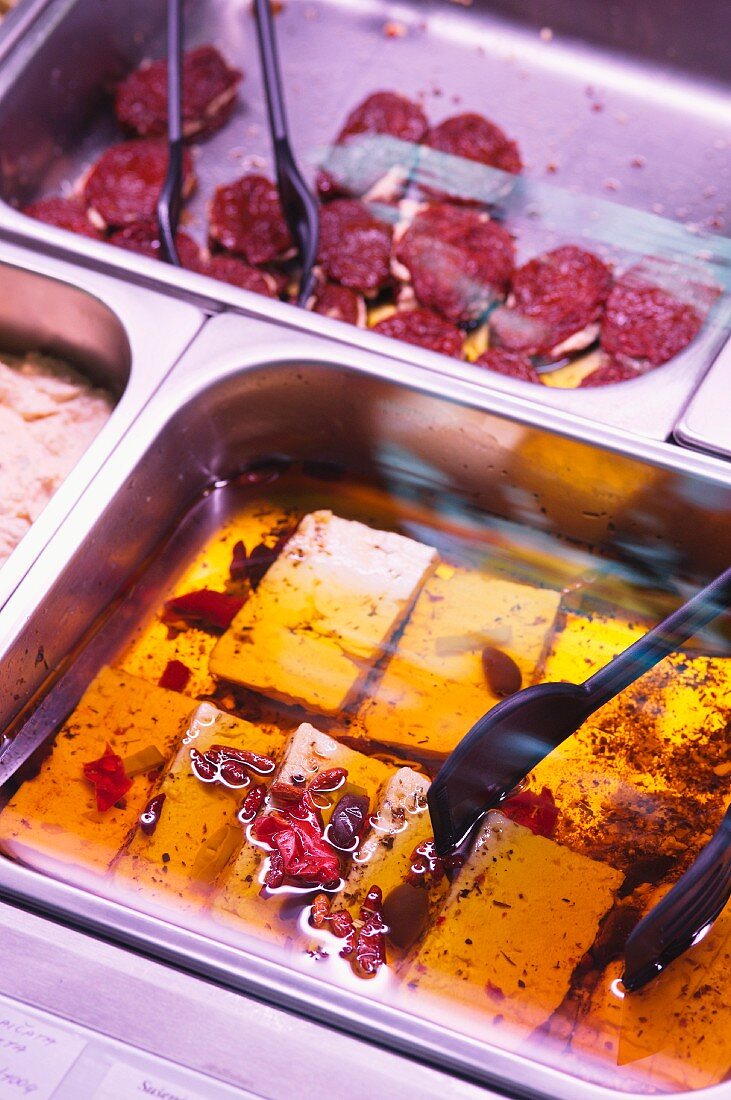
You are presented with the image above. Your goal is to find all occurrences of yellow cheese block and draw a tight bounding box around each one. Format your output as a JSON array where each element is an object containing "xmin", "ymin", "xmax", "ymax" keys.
[
  {"xmin": 342, "ymin": 767, "xmax": 432, "ymax": 912},
  {"xmin": 356, "ymin": 567, "xmax": 561, "ymax": 754},
  {"xmin": 402, "ymin": 812, "xmax": 622, "ymax": 1046},
  {"xmin": 210, "ymin": 510, "xmax": 439, "ymax": 715},
  {"xmin": 211, "ymin": 723, "xmax": 392, "ymax": 940},
  {"xmin": 113, "ymin": 703, "xmax": 286, "ymax": 911},
  {"xmin": 570, "ymin": 898, "xmax": 731, "ymax": 1091},
  {"xmin": 0, "ymin": 667, "xmax": 195, "ymax": 882}
]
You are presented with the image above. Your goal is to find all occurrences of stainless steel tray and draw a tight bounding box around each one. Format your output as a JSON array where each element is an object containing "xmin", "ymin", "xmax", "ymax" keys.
[
  {"xmin": 0, "ymin": 0, "xmax": 729, "ymax": 440},
  {"xmin": 0, "ymin": 237, "xmax": 205, "ymax": 610},
  {"xmin": 674, "ymin": 339, "xmax": 731, "ymax": 460},
  {"xmin": 0, "ymin": 312, "xmax": 729, "ymax": 1099}
]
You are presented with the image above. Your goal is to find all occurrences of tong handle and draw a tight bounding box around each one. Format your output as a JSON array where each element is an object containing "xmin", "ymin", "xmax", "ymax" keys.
[
  {"xmin": 253, "ymin": 0, "xmax": 288, "ymax": 151},
  {"xmin": 582, "ymin": 565, "xmax": 731, "ymax": 711},
  {"xmin": 158, "ymin": 0, "xmax": 183, "ymax": 266}
]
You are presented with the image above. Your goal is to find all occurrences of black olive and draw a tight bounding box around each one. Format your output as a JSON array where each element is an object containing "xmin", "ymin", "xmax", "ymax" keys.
[{"xmin": 329, "ymin": 794, "xmax": 369, "ymax": 850}]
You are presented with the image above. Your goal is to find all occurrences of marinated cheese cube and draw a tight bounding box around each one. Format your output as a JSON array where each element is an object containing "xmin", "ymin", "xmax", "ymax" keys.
[
  {"xmin": 210, "ymin": 510, "xmax": 439, "ymax": 714},
  {"xmin": 113, "ymin": 703, "xmax": 286, "ymax": 911},
  {"xmin": 0, "ymin": 667, "xmax": 194, "ymax": 881},
  {"xmin": 211, "ymin": 723, "xmax": 392, "ymax": 939},
  {"xmin": 402, "ymin": 812, "xmax": 622, "ymax": 1045},
  {"xmin": 570, "ymin": 895, "xmax": 731, "ymax": 1091},
  {"xmin": 356, "ymin": 567, "xmax": 561, "ymax": 754}
]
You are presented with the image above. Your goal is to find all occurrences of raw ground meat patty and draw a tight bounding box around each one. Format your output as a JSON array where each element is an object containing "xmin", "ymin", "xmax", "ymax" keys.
[
  {"xmin": 372, "ymin": 308, "xmax": 463, "ymax": 358},
  {"xmin": 474, "ymin": 348, "xmax": 542, "ymax": 384},
  {"xmin": 311, "ymin": 282, "xmax": 365, "ymax": 325},
  {"xmin": 579, "ymin": 359, "xmax": 642, "ymax": 387},
  {"xmin": 83, "ymin": 140, "xmax": 196, "ymax": 229},
  {"xmin": 318, "ymin": 90, "xmax": 428, "ymax": 199},
  {"xmin": 194, "ymin": 255, "xmax": 278, "ymax": 297},
  {"xmin": 115, "ymin": 45, "xmax": 242, "ymax": 139},
  {"xmin": 23, "ymin": 196, "xmax": 103, "ymax": 239},
  {"xmin": 490, "ymin": 245, "xmax": 613, "ymax": 357},
  {"xmin": 318, "ymin": 199, "xmax": 393, "ymax": 294},
  {"xmin": 600, "ymin": 272, "xmax": 704, "ymax": 366},
  {"xmin": 109, "ymin": 219, "xmax": 201, "ymax": 266},
  {"xmin": 208, "ymin": 175, "xmax": 292, "ymax": 265},
  {"xmin": 395, "ymin": 203, "xmax": 515, "ymax": 325}
]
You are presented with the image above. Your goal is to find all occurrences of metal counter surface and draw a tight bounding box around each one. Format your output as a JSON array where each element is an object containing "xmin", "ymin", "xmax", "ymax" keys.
[{"xmin": 0, "ymin": 901, "xmax": 498, "ymax": 1099}]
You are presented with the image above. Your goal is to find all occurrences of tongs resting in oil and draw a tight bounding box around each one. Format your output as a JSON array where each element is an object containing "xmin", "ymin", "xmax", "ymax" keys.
[
  {"xmin": 623, "ymin": 803, "xmax": 731, "ymax": 991},
  {"xmin": 429, "ymin": 564, "xmax": 731, "ymax": 857}
]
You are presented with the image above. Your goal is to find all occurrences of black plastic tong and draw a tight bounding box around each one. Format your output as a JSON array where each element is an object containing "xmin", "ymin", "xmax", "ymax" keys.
[
  {"xmin": 253, "ymin": 0, "xmax": 319, "ymax": 305},
  {"xmin": 622, "ymin": 804, "xmax": 731, "ymax": 991},
  {"xmin": 429, "ymin": 565, "xmax": 731, "ymax": 856},
  {"xmin": 157, "ymin": 0, "xmax": 184, "ymax": 266}
]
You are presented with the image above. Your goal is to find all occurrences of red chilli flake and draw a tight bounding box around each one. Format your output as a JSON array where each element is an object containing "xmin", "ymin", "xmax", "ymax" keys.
[
  {"xmin": 502, "ymin": 785, "xmax": 558, "ymax": 838},
  {"xmin": 406, "ymin": 837, "xmax": 462, "ymax": 887},
  {"xmin": 308, "ymin": 768, "xmax": 348, "ymax": 793},
  {"xmin": 253, "ymin": 790, "xmax": 341, "ymax": 888},
  {"xmin": 354, "ymin": 886, "xmax": 387, "ymax": 977},
  {"xmin": 139, "ymin": 793, "xmax": 166, "ymax": 836},
  {"xmin": 158, "ymin": 659, "xmax": 192, "ymax": 692},
  {"xmin": 83, "ymin": 743, "xmax": 133, "ymax": 813},
  {"xmin": 162, "ymin": 589, "xmax": 244, "ymax": 632}
]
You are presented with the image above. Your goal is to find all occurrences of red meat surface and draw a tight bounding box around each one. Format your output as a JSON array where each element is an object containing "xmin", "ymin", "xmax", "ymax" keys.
[
  {"xmin": 23, "ymin": 196, "xmax": 104, "ymax": 239},
  {"xmin": 372, "ymin": 307, "xmax": 464, "ymax": 358},
  {"xmin": 318, "ymin": 199, "xmax": 393, "ymax": 294},
  {"xmin": 208, "ymin": 175, "xmax": 292, "ymax": 265},
  {"xmin": 474, "ymin": 347, "xmax": 542, "ymax": 384},
  {"xmin": 109, "ymin": 219, "xmax": 201, "ymax": 266},
  {"xmin": 421, "ymin": 112, "xmax": 522, "ymax": 201},
  {"xmin": 311, "ymin": 281, "xmax": 365, "ymax": 325},
  {"xmin": 600, "ymin": 272, "xmax": 704, "ymax": 367},
  {"xmin": 115, "ymin": 45, "xmax": 242, "ymax": 139},
  {"xmin": 395, "ymin": 203, "xmax": 515, "ymax": 325},
  {"xmin": 318, "ymin": 91, "xmax": 427, "ymax": 199},
  {"xmin": 579, "ymin": 359, "xmax": 643, "ymax": 386},
  {"xmin": 195, "ymin": 254, "xmax": 278, "ymax": 297},
  {"xmin": 83, "ymin": 140, "xmax": 196, "ymax": 229},
  {"xmin": 491, "ymin": 244, "xmax": 612, "ymax": 356}
]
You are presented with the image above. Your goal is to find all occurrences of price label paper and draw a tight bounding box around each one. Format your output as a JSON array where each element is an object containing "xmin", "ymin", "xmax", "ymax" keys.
[{"xmin": 0, "ymin": 999, "xmax": 86, "ymax": 1100}]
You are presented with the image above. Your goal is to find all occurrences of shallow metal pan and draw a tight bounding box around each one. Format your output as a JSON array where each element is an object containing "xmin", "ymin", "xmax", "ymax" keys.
[
  {"xmin": 0, "ymin": 312, "xmax": 729, "ymax": 1099},
  {"xmin": 0, "ymin": 0, "xmax": 729, "ymax": 440},
  {"xmin": 674, "ymin": 339, "xmax": 731, "ymax": 460},
  {"xmin": 0, "ymin": 237, "xmax": 205, "ymax": 610}
]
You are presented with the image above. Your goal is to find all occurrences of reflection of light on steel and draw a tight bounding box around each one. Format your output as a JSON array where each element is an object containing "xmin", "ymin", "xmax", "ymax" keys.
[
  {"xmin": 610, "ymin": 977, "xmax": 626, "ymax": 1000},
  {"xmin": 691, "ymin": 920, "xmax": 714, "ymax": 947}
]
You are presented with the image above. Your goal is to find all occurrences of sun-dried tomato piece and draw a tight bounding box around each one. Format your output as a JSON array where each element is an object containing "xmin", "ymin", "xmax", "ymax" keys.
[
  {"xmin": 395, "ymin": 204, "xmax": 515, "ymax": 325},
  {"xmin": 502, "ymin": 785, "xmax": 558, "ymax": 838},
  {"xmin": 308, "ymin": 768, "xmax": 348, "ymax": 793},
  {"xmin": 23, "ymin": 196, "xmax": 104, "ymax": 240},
  {"xmin": 162, "ymin": 589, "xmax": 244, "ymax": 632},
  {"xmin": 109, "ymin": 219, "xmax": 201, "ymax": 267},
  {"xmin": 422, "ymin": 112, "xmax": 522, "ymax": 202},
  {"xmin": 579, "ymin": 359, "xmax": 642, "ymax": 387},
  {"xmin": 194, "ymin": 254, "xmax": 278, "ymax": 297},
  {"xmin": 83, "ymin": 743, "xmax": 133, "ymax": 812},
  {"xmin": 474, "ymin": 347, "xmax": 542, "ymax": 385},
  {"xmin": 318, "ymin": 91, "xmax": 428, "ymax": 199},
  {"xmin": 189, "ymin": 746, "xmax": 218, "ymax": 783},
  {"xmin": 237, "ymin": 782, "xmax": 267, "ymax": 825},
  {"xmin": 209, "ymin": 175, "xmax": 292, "ymax": 264},
  {"xmin": 208, "ymin": 745, "xmax": 276, "ymax": 775},
  {"xmin": 372, "ymin": 308, "xmax": 464, "ymax": 359},
  {"xmin": 354, "ymin": 886, "xmax": 387, "ymax": 977},
  {"xmin": 158, "ymin": 659, "xmax": 192, "ymax": 692},
  {"xmin": 492, "ymin": 245, "xmax": 612, "ymax": 357},
  {"xmin": 115, "ymin": 45, "xmax": 242, "ymax": 139},
  {"xmin": 318, "ymin": 199, "xmax": 393, "ymax": 294},
  {"xmin": 252, "ymin": 790, "xmax": 341, "ymax": 887},
  {"xmin": 600, "ymin": 271, "xmax": 704, "ymax": 366},
  {"xmin": 407, "ymin": 837, "xmax": 448, "ymax": 888},
  {"xmin": 139, "ymin": 793, "xmax": 166, "ymax": 836},
  {"xmin": 83, "ymin": 139, "xmax": 196, "ymax": 229},
  {"xmin": 265, "ymin": 849, "xmax": 285, "ymax": 889},
  {"xmin": 311, "ymin": 281, "xmax": 366, "ymax": 326}
]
